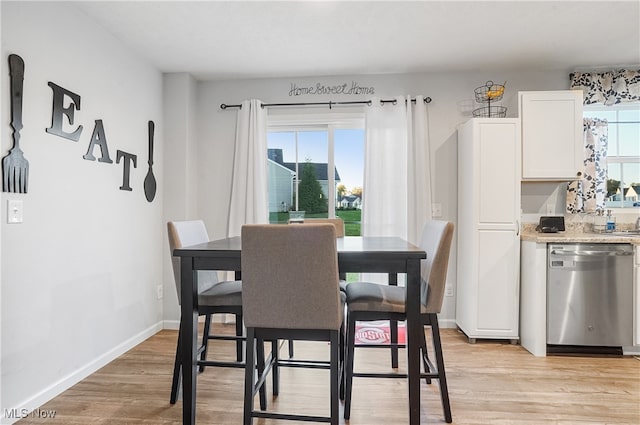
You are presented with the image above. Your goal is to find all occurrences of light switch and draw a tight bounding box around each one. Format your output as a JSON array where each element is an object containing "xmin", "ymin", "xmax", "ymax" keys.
[{"xmin": 7, "ymin": 199, "xmax": 23, "ymax": 224}]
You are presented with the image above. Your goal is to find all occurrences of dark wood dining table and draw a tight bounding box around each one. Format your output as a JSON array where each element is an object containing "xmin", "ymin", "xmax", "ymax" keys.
[{"xmin": 174, "ymin": 235, "xmax": 427, "ymax": 425}]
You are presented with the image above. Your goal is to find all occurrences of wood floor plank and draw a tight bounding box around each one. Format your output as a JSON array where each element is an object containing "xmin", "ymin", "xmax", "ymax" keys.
[{"xmin": 15, "ymin": 326, "xmax": 640, "ymax": 424}]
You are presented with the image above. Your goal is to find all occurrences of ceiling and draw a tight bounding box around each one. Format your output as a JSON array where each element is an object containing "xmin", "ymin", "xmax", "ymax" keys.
[{"xmin": 74, "ymin": 0, "xmax": 640, "ymax": 81}]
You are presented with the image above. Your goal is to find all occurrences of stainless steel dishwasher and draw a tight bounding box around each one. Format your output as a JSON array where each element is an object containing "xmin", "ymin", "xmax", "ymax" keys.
[{"xmin": 547, "ymin": 243, "xmax": 634, "ymax": 350}]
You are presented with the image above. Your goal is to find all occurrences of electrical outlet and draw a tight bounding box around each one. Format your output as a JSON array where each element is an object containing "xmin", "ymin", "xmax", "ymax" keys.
[
  {"xmin": 546, "ymin": 203, "xmax": 555, "ymax": 215},
  {"xmin": 445, "ymin": 285, "xmax": 454, "ymax": 297},
  {"xmin": 432, "ymin": 203, "xmax": 442, "ymax": 217},
  {"xmin": 156, "ymin": 284, "xmax": 163, "ymax": 300}
]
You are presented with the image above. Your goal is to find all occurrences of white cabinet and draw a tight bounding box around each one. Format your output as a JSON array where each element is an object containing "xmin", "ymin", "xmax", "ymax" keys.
[
  {"xmin": 519, "ymin": 90, "xmax": 583, "ymax": 180},
  {"xmin": 456, "ymin": 118, "xmax": 521, "ymax": 341}
]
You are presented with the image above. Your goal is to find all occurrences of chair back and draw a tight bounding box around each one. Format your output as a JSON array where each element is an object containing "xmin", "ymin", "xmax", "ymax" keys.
[
  {"xmin": 299, "ymin": 218, "xmax": 345, "ymax": 237},
  {"xmin": 241, "ymin": 224, "xmax": 342, "ymax": 330},
  {"xmin": 419, "ymin": 220, "xmax": 455, "ymax": 314},
  {"xmin": 167, "ymin": 220, "xmax": 219, "ymax": 305}
]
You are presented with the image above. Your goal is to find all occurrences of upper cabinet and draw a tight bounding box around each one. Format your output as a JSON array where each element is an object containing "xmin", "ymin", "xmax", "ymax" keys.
[{"xmin": 519, "ymin": 90, "xmax": 583, "ymax": 180}]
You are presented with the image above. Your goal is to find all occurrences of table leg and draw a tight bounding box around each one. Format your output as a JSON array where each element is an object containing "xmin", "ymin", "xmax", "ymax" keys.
[
  {"xmin": 406, "ymin": 259, "xmax": 421, "ymax": 425},
  {"xmin": 181, "ymin": 257, "xmax": 198, "ymax": 425}
]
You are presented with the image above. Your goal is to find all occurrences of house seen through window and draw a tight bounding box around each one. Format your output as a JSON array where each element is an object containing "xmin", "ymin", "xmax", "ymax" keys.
[
  {"xmin": 584, "ymin": 103, "xmax": 640, "ymax": 208},
  {"xmin": 266, "ymin": 114, "xmax": 364, "ymax": 235}
]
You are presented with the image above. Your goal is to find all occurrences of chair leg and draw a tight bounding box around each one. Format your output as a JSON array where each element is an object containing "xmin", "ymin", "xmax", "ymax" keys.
[
  {"xmin": 272, "ymin": 340, "xmax": 280, "ymax": 396},
  {"xmin": 421, "ymin": 326, "xmax": 432, "ymax": 384},
  {"xmin": 343, "ymin": 314, "xmax": 357, "ymax": 420},
  {"xmin": 288, "ymin": 339, "xmax": 294, "ymax": 358},
  {"xmin": 339, "ymin": 322, "xmax": 345, "ymax": 400},
  {"xmin": 255, "ymin": 337, "xmax": 267, "ymax": 411},
  {"xmin": 330, "ymin": 331, "xmax": 339, "ymax": 425},
  {"xmin": 236, "ymin": 313, "xmax": 244, "ymax": 362},
  {"xmin": 170, "ymin": 324, "xmax": 182, "ymax": 404},
  {"xmin": 199, "ymin": 314, "xmax": 212, "ymax": 373},
  {"xmin": 243, "ymin": 328, "xmax": 256, "ymax": 425},
  {"xmin": 430, "ymin": 314, "xmax": 452, "ymax": 423},
  {"xmin": 388, "ymin": 273, "xmax": 399, "ymax": 368},
  {"xmin": 390, "ymin": 319, "xmax": 399, "ymax": 368}
]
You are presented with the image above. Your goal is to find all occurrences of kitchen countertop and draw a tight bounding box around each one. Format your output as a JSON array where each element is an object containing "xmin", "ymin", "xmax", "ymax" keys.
[{"xmin": 520, "ymin": 229, "xmax": 640, "ymax": 244}]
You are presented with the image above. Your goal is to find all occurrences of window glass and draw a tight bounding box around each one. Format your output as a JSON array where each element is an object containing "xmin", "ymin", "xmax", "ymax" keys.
[
  {"xmin": 266, "ymin": 115, "xmax": 365, "ymax": 232},
  {"xmin": 585, "ymin": 103, "xmax": 640, "ymax": 208}
]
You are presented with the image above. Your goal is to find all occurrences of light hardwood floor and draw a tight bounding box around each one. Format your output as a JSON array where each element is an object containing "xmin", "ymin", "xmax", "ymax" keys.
[{"xmin": 15, "ymin": 325, "xmax": 640, "ymax": 425}]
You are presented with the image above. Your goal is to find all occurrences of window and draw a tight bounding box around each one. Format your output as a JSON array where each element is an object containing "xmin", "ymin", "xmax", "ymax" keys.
[
  {"xmin": 584, "ymin": 103, "xmax": 640, "ymax": 208},
  {"xmin": 266, "ymin": 112, "xmax": 364, "ymax": 235}
]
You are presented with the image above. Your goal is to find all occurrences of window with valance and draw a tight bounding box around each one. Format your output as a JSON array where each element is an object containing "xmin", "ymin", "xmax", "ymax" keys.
[{"xmin": 568, "ymin": 70, "xmax": 640, "ymax": 211}]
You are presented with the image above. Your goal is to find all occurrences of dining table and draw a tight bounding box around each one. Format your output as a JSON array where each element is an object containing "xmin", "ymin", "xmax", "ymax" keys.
[{"xmin": 174, "ymin": 235, "xmax": 427, "ymax": 425}]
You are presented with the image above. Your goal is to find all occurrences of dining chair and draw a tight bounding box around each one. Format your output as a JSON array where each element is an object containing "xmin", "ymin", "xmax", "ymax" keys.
[
  {"xmin": 301, "ymin": 217, "xmax": 345, "ymax": 237},
  {"xmin": 241, "ymin": 223, "xmax": 344, "ymax": 425},
  {"xmin": 286, "ymin": 217, "xmax": 346, "ymax": 358},
  {"xmin": 167, "ymin": 220, "xmax": 245, "ymax": 404},
  {"xmin": 343, "ymin": 220, "xmax": 454, "ymax": 423}
]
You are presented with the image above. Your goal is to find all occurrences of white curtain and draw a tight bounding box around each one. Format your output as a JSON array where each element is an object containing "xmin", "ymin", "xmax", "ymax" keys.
[
  {"xmin": 227, "ymin": 99, "xmax": 269, "ymax": 237},
  {"xmin": 362, "ymin": 95, "xmax": 432, "ymax": 245}
]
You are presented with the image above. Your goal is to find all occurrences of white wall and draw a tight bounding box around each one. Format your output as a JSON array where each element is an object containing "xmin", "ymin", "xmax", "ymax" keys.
[
  {"xmin": 162, "ymin": 73, "xmax": 199, "ymax": 325},
  {"xmin": 1, "ymin": 2, "xmax": 163, "ymax": 421},
  {"xmin": 193, "ymin": 70, "xmax": 569, "ymax": 326}
]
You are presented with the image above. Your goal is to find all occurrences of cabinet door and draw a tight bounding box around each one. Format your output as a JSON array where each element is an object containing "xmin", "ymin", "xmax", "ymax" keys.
[
  {"xmin": 477, "ymin": 230, "xmax": 520, "ymax": 335},
  {"xmin": 520, "ymin": 91, "xmax": 583, "ymax": 180},
  {"xmin": 477, "ymin": 121, "xmax": 520, "ymax": 226}
]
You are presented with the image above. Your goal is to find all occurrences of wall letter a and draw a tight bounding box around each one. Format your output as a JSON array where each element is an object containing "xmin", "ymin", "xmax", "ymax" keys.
[{"xmin": 83, "ymin": 119, "xmax": 113, "ymax": 163}]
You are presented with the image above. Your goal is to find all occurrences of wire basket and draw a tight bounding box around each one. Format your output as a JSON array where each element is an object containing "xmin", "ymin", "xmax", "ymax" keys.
[
  {"xmin": 474, "ymin": 81, "xmax": 506, "ymax": 103},
  {"xmin": 472, "ymin": 106, "xmax": 507, "ymax": 118}
]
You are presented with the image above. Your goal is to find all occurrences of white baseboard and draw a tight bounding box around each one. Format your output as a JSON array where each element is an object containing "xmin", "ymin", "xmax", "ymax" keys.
[
  {"xmin": 163, "ymin": 319, "xmax": 180, "ymax": 330},
  {"xmin": 439, "ymin": 318, "xmax": 457, "ymax": 329},
  {"xmin": 1, "ymin": 322, "xmax": 163, "ymax": 425},
  {"xmin": 163, "ymin": 313, "xmax": 234, "ymax": 331}
]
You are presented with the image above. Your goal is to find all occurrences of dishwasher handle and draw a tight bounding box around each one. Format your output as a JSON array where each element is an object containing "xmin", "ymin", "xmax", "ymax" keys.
[{"xmin": 549, "ymin": 249, "xmax": 633, "ymax": 256}]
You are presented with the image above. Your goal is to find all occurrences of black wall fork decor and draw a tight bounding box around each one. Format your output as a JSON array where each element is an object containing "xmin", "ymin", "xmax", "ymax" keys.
[{"xmin": 3, "ymin": 54, "xmax": 29, "ymax": 193}]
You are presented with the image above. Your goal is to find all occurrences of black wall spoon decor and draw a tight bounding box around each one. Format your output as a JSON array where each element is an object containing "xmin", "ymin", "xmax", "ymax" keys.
[{"xmin": 143, "ymin": 120, "xmax": 156, "ymax": 202}]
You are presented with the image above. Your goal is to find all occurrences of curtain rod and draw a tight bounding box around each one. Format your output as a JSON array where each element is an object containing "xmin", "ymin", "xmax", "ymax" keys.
[{"xmin": 220, "ymin": 96, "xmax": 432, "ymax": 110}]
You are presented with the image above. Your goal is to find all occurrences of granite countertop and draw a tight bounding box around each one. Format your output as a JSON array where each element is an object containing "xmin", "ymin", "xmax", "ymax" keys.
[{"xmin": 520, "ymin": 222, "xmax": 640, "ymax": 244}]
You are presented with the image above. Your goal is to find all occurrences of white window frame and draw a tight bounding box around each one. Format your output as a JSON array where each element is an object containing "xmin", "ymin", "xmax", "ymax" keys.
[{"xmin": 267, "ymin": 111, "xmax": 365, "ymax": 217}]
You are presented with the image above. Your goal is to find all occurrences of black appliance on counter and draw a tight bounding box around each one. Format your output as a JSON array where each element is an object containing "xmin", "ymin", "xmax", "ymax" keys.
[{"xmin": 536, "ymin": 216, "xmax": 565, "ymax": 233}]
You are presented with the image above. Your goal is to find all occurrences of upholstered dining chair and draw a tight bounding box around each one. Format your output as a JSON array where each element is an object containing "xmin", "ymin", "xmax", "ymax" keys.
[
  {"xmin": 287, "ymin": 217, "xmax": 346, "ymax": 358},
  {"xmin": 241, "ymin": 223, "xmax": 344, "ymax": 425},
  {"xmin": 167, "ymin": 220, "xmax": 245, "ymax": 404},
  {"xmin": 343, "ymin": 220, "xmax": 454, "ymax": 423},
  {"xmin": 301, "ymin": 217, "xmax": 346, "ymax": 237}
]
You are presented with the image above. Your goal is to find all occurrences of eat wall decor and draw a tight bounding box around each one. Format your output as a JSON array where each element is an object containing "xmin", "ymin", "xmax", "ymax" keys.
[{"xmin": 2, "ymin": 54, "xmax": 157, "ymax": 202}]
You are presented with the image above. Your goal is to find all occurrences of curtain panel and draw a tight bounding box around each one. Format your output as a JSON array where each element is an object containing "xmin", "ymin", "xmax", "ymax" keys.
[
  {"xmin": 362, "ymin": 95, "xmax": 432, "ymax": 245},
  {"xmin": 566, "ymin": 118, "xmax": 609, "ymax": 214},
  {"xmin": 227, "ymin": 99, "xmax": 269, "ymax": 238},
  {"xmin": 570, "ymin": 69, "xmax": 640, "ymax": 105}
]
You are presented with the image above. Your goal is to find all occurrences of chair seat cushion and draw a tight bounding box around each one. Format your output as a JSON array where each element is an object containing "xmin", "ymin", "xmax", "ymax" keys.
[
  {"xmin": 199, "ymin": 280, "xmax": 242, "ymax": 306},
  {"xmin": 345, "ymin": 282, "xmax": 406, "ymax": 314}
]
